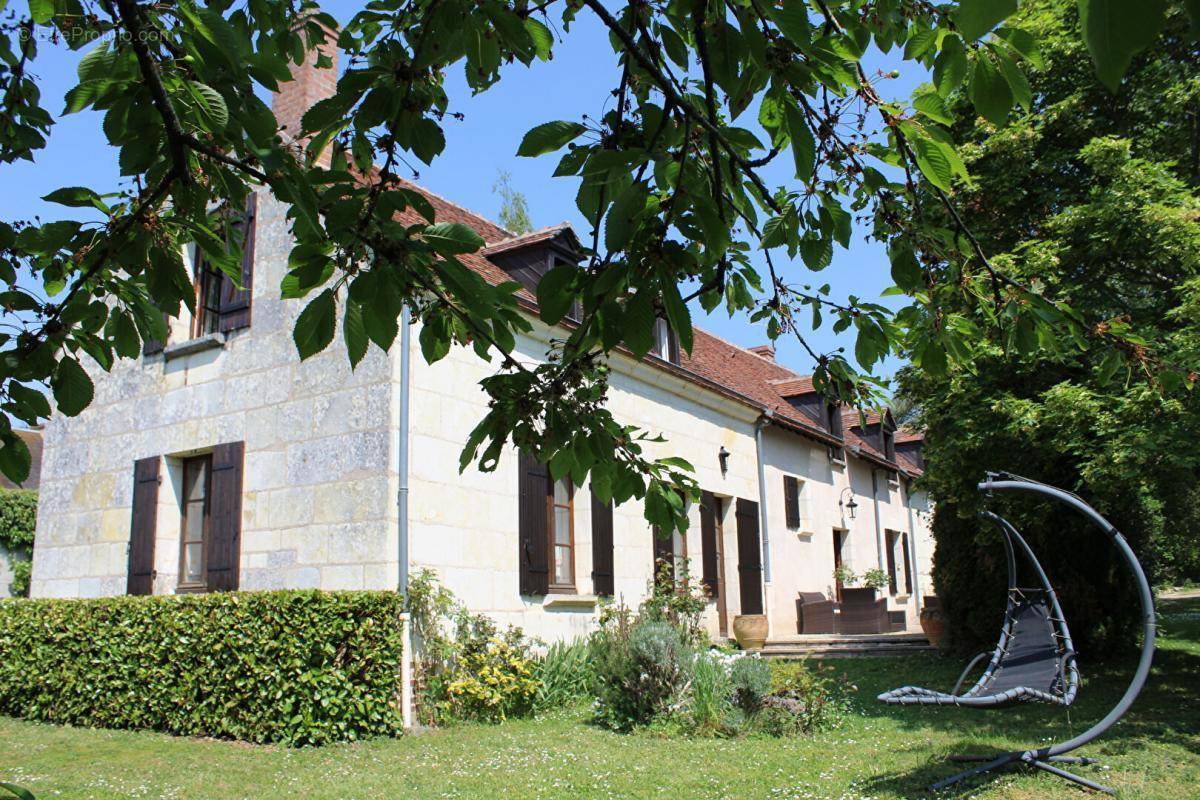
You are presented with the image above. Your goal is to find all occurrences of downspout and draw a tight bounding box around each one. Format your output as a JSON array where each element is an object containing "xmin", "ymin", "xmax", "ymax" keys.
[
  {"xmin": 871, "ymin": 468, "xmax": 885, "ymax": 574},
  {"xmin": 904, "ymin": 478, "xmax": 922, "ymax": 612},
  {"xmin": 397, "ymin": 306, "xmax": 413, "ymax": 729},
  {"xmin": 754, "ymin": 411, "xmax": 773, "ymax": 637}
]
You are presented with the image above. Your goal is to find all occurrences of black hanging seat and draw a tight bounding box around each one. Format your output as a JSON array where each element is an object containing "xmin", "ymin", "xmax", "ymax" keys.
[{"xmin": 875, "ymin": 473, "xmax": 1156, "ymax": 795}]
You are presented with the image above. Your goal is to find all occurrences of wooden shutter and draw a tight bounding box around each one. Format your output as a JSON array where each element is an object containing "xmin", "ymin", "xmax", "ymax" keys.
[
  {"xmin": 735, "ymin": 497, "xmax": 763, "ymax": 614},
  {"xmin": 219, "ymin": 193, "xmax": 256, "ymax": 332},
  {"xmin": 901, "ymin": 533, "xmax": 912, "ymax": 594},
  {"xmin": 885, "ymin": 531, "xmax": 898, "ymax": 594},
  {"xmin": 126, "ymin": 456, "xmax": 160, "ymax": 595},
  {"xmin": 206, "ymin": 441, "xmax": 244, "ymax": 592},
  {"xmin": 667, "ymin": 328, "xmax": 680, "ymax": 364},
  {"xmin": 518, "ymin": 451, "xmax": 550, "ymax": 595},
  {"xmin": 590, "ymin": 494, "xmax": 614, "ymax": 596},
  {"xmin": 783, "ymin": 476, "xmax": 800, "ymax": 529},
  {"xmin": 699, "ymin": 491, "xmax": 719, "ymax": 598}
]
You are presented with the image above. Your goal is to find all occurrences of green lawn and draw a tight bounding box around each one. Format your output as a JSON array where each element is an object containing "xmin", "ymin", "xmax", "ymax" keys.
[{"xmin": 2, "ymin": 598, "xmax": 1198, "ymax": 800}]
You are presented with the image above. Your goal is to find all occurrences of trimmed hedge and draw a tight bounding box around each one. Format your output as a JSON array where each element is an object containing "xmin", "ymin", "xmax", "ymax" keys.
[{"xmin": 0, "ymin": 590, "xmax": 404, "ymax": 745}]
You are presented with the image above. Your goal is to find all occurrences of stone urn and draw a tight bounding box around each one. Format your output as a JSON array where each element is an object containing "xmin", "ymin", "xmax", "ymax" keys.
[
  {"xmin": 732, "ymin": 614, "xmax": 769, "ymax": 650},
  {"xmin": 920, "ymin": 603, "xmax": 947, "ymax": 650}
]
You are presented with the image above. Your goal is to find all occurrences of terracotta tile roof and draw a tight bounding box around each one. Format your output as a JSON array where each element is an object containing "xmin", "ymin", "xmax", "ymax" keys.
[
  {"xmin": 895, "ymin": 426, "xmax": 924, "ymax": 444},
  {"xmin": 371, "ymin": 172, "xmax": 923, "ymax": 474},
  {"xmin": 481, "ymin": 223, "xmax": 578, "ymax": 257}
]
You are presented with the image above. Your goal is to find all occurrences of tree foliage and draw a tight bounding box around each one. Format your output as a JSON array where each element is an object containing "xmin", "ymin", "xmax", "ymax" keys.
[
  {"xmin": 899, "ymin": 0, "xmax": 1200, "ymax": 652},
  {"xmin": 0, "ymin": 0, "xmax": 1195, "ymax": 533},
  {"xmin": 493, "ymin": 170, "xmax": 533, "ymax": 235}
]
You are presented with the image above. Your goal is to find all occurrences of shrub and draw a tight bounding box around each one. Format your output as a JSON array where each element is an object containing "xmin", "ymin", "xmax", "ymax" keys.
[
  {"xmin": 766, "ymin": 660, "xmax": 854, "ymax": 734},
  {"xmin": 444, "ymin": 634, "xmax": 540, "ymax": 722},
  {"xmin": 0, "ymin": 489, "xmax": 35, "ymax": 598},
  {"xmin": 0, "ymin": 590, "xmax": 404, "ymax": 745},
  {"xmin": 404, "ymin": 568, "xmax": 543, "ymax": 725},
  {"xmin": 590, "ymin": 607, "xmax": 686, "ymax": 731},
  {"xmin": 729, "ymin": 655, "xmax": 771, "ymax": 713},
  {"xmin": 536, "ymin": 638, "xmax": 593, "ymax": 710}
]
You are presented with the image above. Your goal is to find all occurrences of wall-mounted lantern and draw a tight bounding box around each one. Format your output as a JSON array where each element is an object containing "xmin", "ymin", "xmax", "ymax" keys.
[
  {"xmin": 839, "ymin": 487, "xmax": 858, "ymax": 520},
  {"xmin": 718, "ymin": 446, "xmax": 730, "ymax": 477}
]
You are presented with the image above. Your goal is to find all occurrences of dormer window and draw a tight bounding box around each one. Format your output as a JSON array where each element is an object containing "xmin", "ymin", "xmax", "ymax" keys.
[
  {"xmin": 826, "ymin": 403, "xmax": 843, "ymax": 438},
  {"xmin": 651, "ymin": 318, "xmax": 681, "ymax": 364},
  {"xmin": 883, "ymin": 427, "xmax": 896, "ymax": 461}
]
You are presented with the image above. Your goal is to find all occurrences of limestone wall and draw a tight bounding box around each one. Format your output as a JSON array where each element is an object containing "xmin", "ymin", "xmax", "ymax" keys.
[{"xmin": 30, "ymin": 192, "xmax": 399, "ymax": 598}]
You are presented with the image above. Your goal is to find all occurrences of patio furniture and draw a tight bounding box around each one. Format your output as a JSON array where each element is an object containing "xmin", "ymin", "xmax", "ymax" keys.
[
  {"xmin": 836, "ymin": 587, "xmax": 889, "ymax": 634},
  {"xmin": 795, "ymin": 591, "xmax": 837, "ymax": 634},
  {"xmin": 877, "ymin": 473, "xmax": 1156, "ymax": 795}
]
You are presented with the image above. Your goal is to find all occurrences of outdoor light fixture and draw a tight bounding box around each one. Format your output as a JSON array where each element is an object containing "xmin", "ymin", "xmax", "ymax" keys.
[
  {"xmin": 718, "ymin": 446, "xmax": 730, "ymax": 476},
  {"xmin": 839, "ymin": 487, "xmax": 858, "ymax": 520}
]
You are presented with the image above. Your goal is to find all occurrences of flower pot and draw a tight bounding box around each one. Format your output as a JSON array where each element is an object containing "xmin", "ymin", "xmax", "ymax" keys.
[
  {"xmin": 732, "ymin": 614, "xmax": 768, "ymax": 650},
  {"xmin": 920, "ymin": 605, "xmax": 947, "ymax": 650}
]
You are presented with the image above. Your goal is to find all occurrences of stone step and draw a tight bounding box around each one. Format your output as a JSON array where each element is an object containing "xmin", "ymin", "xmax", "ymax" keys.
[{"xmin": 758, "ymin": 633, "xmax": 936, "ymax": 659}]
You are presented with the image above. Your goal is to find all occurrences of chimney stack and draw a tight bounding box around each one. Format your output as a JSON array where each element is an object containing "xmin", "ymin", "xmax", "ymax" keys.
[
  {"xmin": 272, "ymin": 20, "xmax": 339, "ymax": 165},
  {"xmin": 748, "ymin": 344, "xmax": 776, "ymax": 362}
]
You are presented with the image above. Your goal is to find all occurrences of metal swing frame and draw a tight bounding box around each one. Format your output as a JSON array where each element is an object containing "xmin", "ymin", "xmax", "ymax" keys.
[{"xmin": 879, "ymin": 473, "xmax": 1156, "ymax": 795}]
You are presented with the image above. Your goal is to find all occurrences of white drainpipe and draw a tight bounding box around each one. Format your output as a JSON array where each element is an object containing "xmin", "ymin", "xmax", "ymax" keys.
[
  {"xmin": 397, "ymin": 306, "xmax": 413, "ymax": 729},
  {"xmin": 754, "ymin": 411, "xmax": 773, "ymax": 637}
]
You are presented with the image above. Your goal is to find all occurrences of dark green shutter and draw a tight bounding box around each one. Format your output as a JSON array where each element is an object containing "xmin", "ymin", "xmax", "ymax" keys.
[
  {"xmin": 590, "ymin": 494, "xmax": 614, "ymax": 596},
  {"xmin": 700, "ymin": 491, "xmax": 719, "ymax": 598},
  {"xmin": 784, "ymin": 476, "xmax": 800, "ymax": 529},
  {"xmin": 518, "ymin": 451, "xmax": 550, "ymax": 595},
  {"xmin": 126, "ymin": 456, "xmax": 160, "ymax": 595},
  {"xmin": 735, "ymin": 497, "xmax": 763, "ymax": 614},
  {"xmin": 206, "ymin": 441, "xmax": 244, "ymax": 592}
]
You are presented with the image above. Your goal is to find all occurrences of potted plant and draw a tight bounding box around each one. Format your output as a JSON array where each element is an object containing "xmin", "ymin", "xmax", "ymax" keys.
[
  {"xmin": 861, "ymin": 568, "xmax": 889, "ymax": 591},
  {"xmin": 832, "ymin": 564, "xmax": 856, "ymax": 588},
  {"xmin": 920, "ymin": 596, "xmax": 947, "ymax": 649}
]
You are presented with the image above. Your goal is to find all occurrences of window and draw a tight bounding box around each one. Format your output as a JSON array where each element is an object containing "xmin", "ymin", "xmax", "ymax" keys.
[
  {"xmin": 883, "ymin": 427, "xmax": 896, "ymax": 461},
  {"xmin": 885, "ymin": 529, "xmax": 909, "ymax": 596},
  {"xmin": 179, "ymin": 454, "xmax": 212, "ymax": 589},
  {"xmin": 825, "ymin": 403, "xmax": 845, "ymax": 462},
  {"xmin": 192, "ymin": 257, "xmax": 225, "ymax": 337},
  {"xmin": 651, "ymin": 318, "xmax": 680, "ymax": 364},
  {"xmin": 549, "ymin": 476, "xmax": 575, "ymax": 590}
]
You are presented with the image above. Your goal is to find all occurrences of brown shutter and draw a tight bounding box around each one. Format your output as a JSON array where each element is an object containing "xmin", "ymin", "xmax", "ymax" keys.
[
  {"xmin": 518, "ymin": 450, "xmax": 550, "ymax": 595},
  {"xmin": 885, "ymin": 531, "xmax": 898, "ymax": 594},
  {"xmin": 784, "ymin": 476, "xmax": 800, "ymax": 529},
  {"xmin": 590, "ymin": 494, "xmax": 614, "ymax": 596},
  {"xmin": 127, "ymin": 456, "xmax": 160, "ymax": 595},
  {"xmin": 219, "ymin": 193, "xmax": 256, "ymax": 332},
  {"xmin": 699, "ymin": 491, "xmax": 719, "ymax": 598},
  {"xmin": 901, "ymin": 533, "xmax": 913, "ymax": 595},
  {"xmin": 206, "ymin": 441, "xmax": 244, "ymax": 592},
  {"xmin": 735, "ymin": 497, "xmax": 763, "ymax": 614},
  {"xmin": 667, "ymin": 328, "xmax": 680, "ymax": 364}
]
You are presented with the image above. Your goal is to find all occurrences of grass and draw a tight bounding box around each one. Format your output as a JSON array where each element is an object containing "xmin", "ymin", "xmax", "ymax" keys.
[{"xmin": 2, "ymin": 597, "xmax": 1198, "ymax": 799}]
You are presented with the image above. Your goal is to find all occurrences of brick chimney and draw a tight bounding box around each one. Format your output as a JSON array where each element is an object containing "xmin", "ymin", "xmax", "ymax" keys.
[
  {"xmin": 748, "ymin": 344, "xmax": 776, "ymax": 361},
  {"xmin": 272, "ymin": 20, "xmax": 339, "ymax": 165}
]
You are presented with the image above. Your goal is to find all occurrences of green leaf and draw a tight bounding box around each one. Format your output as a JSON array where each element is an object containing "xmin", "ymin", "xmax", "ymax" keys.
[
  {"xmin": 7, "ymin": 382, "xmax": 51, "ymax": 421},
  {"xmin": 1079, "ymin": 0, "xmax": 1168, "ymax": 91},
  {"xmin": 525, "ymin": 18, "xmax": 553, "ymax": 60},
  {"xmin": 422, "ymin": 222, "xmax": 485, "ymax": 255},
  {"xmin": 42, "ymin": 186, "xmax": 109, "ymax": 214},
  {"xmin": 27, "ymin": 0, "xmax": 52, "ymax": 25},
  {"xmin": 186, "ymin": 82, "xmax": 229, "ymax": 130},
  {"xmin": 51, "ymin": 357, "xmax": 95, "ymax": 417},
  {"xmin": 343, "ymin": 300, "xmax": 368, "ymax": 369},
  {"xmin": 605, "ymin": 182, "xmax": 648, "ymax": 251},
  {"xmin": 955, "ymin": 0, "xmax": 1017, "ymax": 40},
  {"xmin": 293, "ymin": 289, "xmax": 336, "ymax": 360},
  {"xmin": 659, "ymin": 280, "xmax": 693, "ymax": 355},
  {"xmin": 516, "ymin": 121, "xmax": 586, "ymax": 157},
  {"xmin": 0, "ymin": 437, "xmax": 30, "ymax": 488},
  {"xmin": 419, "ymin": 316, "xmax": 451, "ymax": 363},
  {"xmin": 784, "ymin": 101, "xmax": 815, "ymax": 180},
  {"xmin": 889, "ymin": 243, "xmax": 924, "ymax": 292},
  {"xmin": 969, "ymin": 53, "xmax": 1013, "ymax": 125},
  {"xmin": 933, "ymin": 36, "xmax": 969, "ymax": 96},
  {"xmin": 996, "ymin": 49, "xmax": 1032, "ymax": 111},
  {"xmin": 623, "ymin": 291, "xmax": 656, "ymax": 358},
  {"xmin": 913, "ymin": 91, "xmax": 953, "ymax": 126},
  {"xmin": 907, "ymin": 134, "xmax": 956, "ymax": 192},
  {"xmin": 536, "ymin": 264, "xmax": 578, "ymax": 325},
  {"xmin": 410, "ymin": 118, "xmax": 446, "ymax": 165}
]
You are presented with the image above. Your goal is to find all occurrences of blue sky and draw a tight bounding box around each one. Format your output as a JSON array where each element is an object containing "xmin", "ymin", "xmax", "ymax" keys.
[{"xmin": 2, "ymin": 4, "xmax": 928, "ymax": 390}]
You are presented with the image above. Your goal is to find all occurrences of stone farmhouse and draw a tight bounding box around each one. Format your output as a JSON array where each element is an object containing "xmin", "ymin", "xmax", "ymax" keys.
[{"xmin": 29, "ymin": 37, "xmax": 933, "ymax": 647}]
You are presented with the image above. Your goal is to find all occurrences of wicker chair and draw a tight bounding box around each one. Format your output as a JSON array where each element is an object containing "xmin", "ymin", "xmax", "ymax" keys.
[
  {"xmin": 836, "ymin": 587, "xmax": 889, "ymax": 634},
  {"xmin": 795, "ymin": 591, "xmax": 837, "ymax": 634}
]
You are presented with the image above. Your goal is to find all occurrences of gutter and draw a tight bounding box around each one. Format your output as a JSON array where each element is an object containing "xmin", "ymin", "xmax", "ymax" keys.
[
  {"xmin": 905, "ymin": 478, "xmax": 922, "ymax": 612},
  {"xmin": 397, "ymin": 306, "xmax": 413, "ymax": 729},
  {"xmin": 871, "ymin": 468, "xmax": 886, "ymax": 574},
  {"xmin": 754, "ymin": 411, "xmax": 773, "ymax": 637}
]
